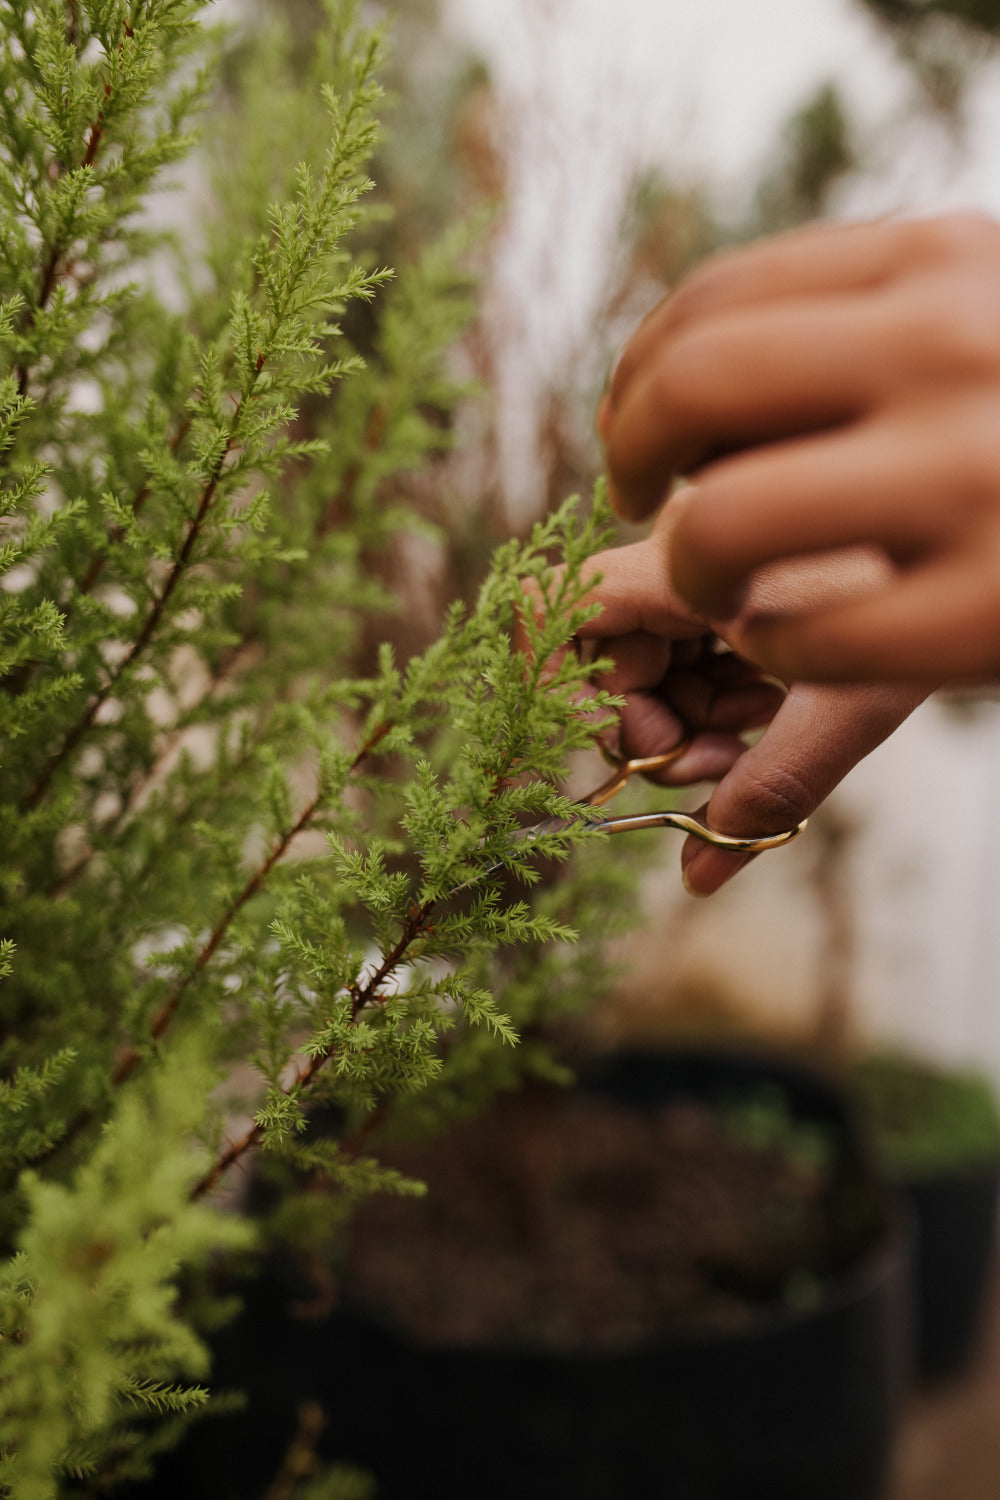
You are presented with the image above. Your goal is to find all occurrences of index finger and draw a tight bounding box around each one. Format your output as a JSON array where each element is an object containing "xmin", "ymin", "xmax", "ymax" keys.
[
  {"xmin": 564, "ymin": 535, "xmax": 706, "ymax": 641},
  {"xmin": 604, "ymin": 216, "xmax": 924, "ymax": 426}
]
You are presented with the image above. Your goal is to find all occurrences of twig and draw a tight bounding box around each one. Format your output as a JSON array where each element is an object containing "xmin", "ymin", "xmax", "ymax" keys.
[
  {"xmin": 111, "ymin": 720, "xmax": 393, "ymax": 1086},
  {"xmin": 12, "ymin": 23, "xmax": 129, "ymax": 398},
  {"xmin": 3, "ymin": 416, "xmax": 192, "ymax": 702},
  {"xmin": 190, "ymin": 895, "xmax": 440, "ymax": 1200},
  {"xmin": 37, "ymin": 721, "xmax": 394, "ymax": 1167},
  {"xmin": 191, "ymin": 1033, "xmax": 350, "ymax": 1202},
  {"xmin": 76, "ymin": 417, "xmax": 192, "ymax": 599},
  {"xmin": 20, "ymin": 435, "xmax": 237, "ymax": 812},
  {"xmin": 191, "ymin": 712, "xmax": 534, "ymax": 1198}
]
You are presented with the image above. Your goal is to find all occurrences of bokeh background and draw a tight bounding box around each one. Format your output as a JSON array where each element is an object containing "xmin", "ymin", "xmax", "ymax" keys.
[
  {"xmin": 319, "ymin": 0, "xmax": 1000, "ymax": 1081},
  {"xmin": 201, "ymin": 3, "xmax": 1000, "ymax": 1495}
]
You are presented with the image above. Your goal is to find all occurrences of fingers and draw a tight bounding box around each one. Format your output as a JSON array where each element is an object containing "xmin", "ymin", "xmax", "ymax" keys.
[
  {"xmin": 601, "ymin": 212, "xmax": 1000, "ymax": 524},
  {"xmin": 743, "ymin": 548, "xmax": 1000, "ymax": 683},
  {"xmin": 667, "ymin": 413, "xmax": 966, "ymax": 619},
  {"xmin": 595, "ymin": 635, "xmax": 786, "ymax": 786},
  {"xmin": 658, "ymin": 660, "xmax": 785, "ymax": 736},
  {"xmin": 568, "ymin": 538, "xmax": 705, "ymax": 641},
  {"xmin": 604, "ymin": 221, "xmax": 893, "ymax": 420},
  {"xmin": 603, "ymin": 215, "xmax": 985, "ymax": 434},
  {"xmin": 615, "ymin": 692, "xmax": 748, "ymax": 784},
  {"xmin": 604, "ymin": 294, "xmax": 885, "ymax": 521},
  {"xmin": 679, "ymin": 680, "xmax": 927, "ymax": 896}
]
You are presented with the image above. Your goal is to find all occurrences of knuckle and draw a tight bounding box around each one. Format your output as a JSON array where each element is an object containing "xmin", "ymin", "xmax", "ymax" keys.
[
  {"xmin": 666, "ymin": 258, "xmax": 731, "ymax": 331},
  {"xmin": 896, "ymin": 277, "xmax": 1000, "ymax": 383},
  {"xmin": 670, "ymin": 486, "xmax": 747, "ymax": 616},
  {"xmin": 672, "ymin": 486, "xmax": 735, "ymax": 570},
  {"xmin": 915, "ymin": 209, "xmax": 1000, "ymax": 264}
]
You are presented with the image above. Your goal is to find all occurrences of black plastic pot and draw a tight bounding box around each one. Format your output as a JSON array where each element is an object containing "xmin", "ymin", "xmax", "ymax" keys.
[
  {"xmin": 137, "ymin": 1048, "xmax": 912, "ymax": 1500},
  {"xmin": 898, "ymin": 1161, "xmax": 999, "ymax": 1383},
  {"xmin": 318, "ymin": 1049, "xmax": 913, "ymax": 1500}
]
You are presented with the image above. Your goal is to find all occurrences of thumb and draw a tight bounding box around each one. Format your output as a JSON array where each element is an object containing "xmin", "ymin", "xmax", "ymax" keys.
[{"xmin": 679, "ymin": 680, "xmax": 926, "ymax": 896}]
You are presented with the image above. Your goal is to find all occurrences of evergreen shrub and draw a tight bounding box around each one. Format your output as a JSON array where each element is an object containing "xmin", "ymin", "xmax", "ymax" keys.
[{"xmin": 0, "ymin": 3, "xmax": 636, "ymax": 1492}]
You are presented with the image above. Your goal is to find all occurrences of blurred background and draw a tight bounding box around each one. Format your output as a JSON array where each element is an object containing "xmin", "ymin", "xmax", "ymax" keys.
[
  {"xmin": 216, "ymin": 2, "xmax": 1000, "ymax": 1494},
  {"xmin": 367, "ymin": 3, "xmax": 1000, "ymax": 1494},
  {"xmin": 427, "ymin": 0, "xmax": 1000, "ymax": 1077}
]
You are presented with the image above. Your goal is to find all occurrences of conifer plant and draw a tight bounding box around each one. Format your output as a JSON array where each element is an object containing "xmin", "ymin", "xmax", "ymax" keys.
[{"xmin": 0, "ymin": 3, "xmax": 634, "ymax": 1493}]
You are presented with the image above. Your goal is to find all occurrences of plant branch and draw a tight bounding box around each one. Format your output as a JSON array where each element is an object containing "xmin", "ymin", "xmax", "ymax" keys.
[
  {"xmin": 20, "ymin": 430, "xmax": 238, "ymax": 812},
  {"xmin": 112, "ymin": 719, "xmax": 394, "ymax": 1087},
  {"xmin": 191, "ymin": 747, "xmax": 526, "ymax": 1199},
  {"xmin": 3, "ymin": 417, "xmax": 193, "ymax": 702},
  {"xmin": 77, "ymin": 416, "xmax": 193, "ymax": 599},
  {"xmin": 34, "ymin": 720, "xmax": 394, "ymax": 1171},
  {"xmin": 190, "ymin": 898, "xmax": 441, "ymax": 1200},
  {"xmin": 13, "ymin": 38, "xmax": 125, "ymax": 398}
]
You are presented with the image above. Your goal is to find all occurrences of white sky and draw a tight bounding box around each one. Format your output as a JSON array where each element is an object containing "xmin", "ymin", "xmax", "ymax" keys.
[
  {"xmin": 438, "ymin": 0, "xmax": 1000, "ymax": 516},
  {"xmin": 443, "ymin": 0, "xmax": 1000, "ymax": 214}
]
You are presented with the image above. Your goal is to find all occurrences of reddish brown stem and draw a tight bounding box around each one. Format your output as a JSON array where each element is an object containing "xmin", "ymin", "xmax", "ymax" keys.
[
  {"xmin": 190, "ymin": 1039, "xmax": 334, "ymax": 1202},
  {"xmin": 40, "ymin": 722, "xmax": 395, "ymax": 1167},
  {"xmin": 190, "ymin": 1030, "xmax": 398, "ymax": 1205},
  {"xmin": 191, "ymin": 892, "xmax": 436, "ymax": 1199},
  {"xmin": 112, "ymin": 798, "xmax": 321, "ymax": 1089},
  {"xmin": 21, "ymin": 441, "xmax": 234, "ymax": 812},
  {"xmin": 189, "ymin": 1119, "xmax": 264, "ymax": 1201},
  {"xmin": 188, "ymin": 736, "xmax": 530, "ymax": 1198},
  {"xmin": 112, "ymin": 720, "xmax": 394, "ymax": 1088},
  {"xmin": 349, "ymin": 897, "xmax": 435, "ymax": 1020},
  {"xmin": 76, "ymin": 417, "xmax": 192, "ymax": 599},
  {"xmin": 13, "ymin": 87, "xmax": 110, "ymax": 398}
]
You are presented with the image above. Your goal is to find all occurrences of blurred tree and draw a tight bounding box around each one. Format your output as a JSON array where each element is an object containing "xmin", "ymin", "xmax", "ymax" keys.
[
  {"xmin": 856, "ymin": 0, "xmax": 1000, "ymax": 124},
  {"xmin": 752, "ymin": 83, "xmax": 857, "ymax": 233},
  {"xmin": 858, "ymin": 0, "xmax": 1000, "ymax": 34}
]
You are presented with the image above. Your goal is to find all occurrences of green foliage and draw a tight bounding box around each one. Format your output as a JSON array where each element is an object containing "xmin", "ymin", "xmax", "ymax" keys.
[
  {"xmin": 720, "ymin": 1086, "xmax": 835, "ymax": 1175},
  {"xmin": 851, "ymin": 1052, "xmax": 1000, "ymax": 1176},
  {"xmin": 753, "ymin": 82, "xmax": 856, "ymax": 232},
  {"xmin": 858, "ymin": 0, "xmax": 1000, "ymax": 35},
  {"xmin": 0, "ymin": 1039, "xmax": 251, "ymax": 1500},
  {"xmin": 0, "ymin": 3, "xmax": 642, "ymax": 1491}
]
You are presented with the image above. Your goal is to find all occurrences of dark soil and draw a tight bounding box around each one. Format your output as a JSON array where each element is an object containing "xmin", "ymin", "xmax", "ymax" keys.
[{"xmin": 343, "ymin": 1080, "xmax": 880, "ymax": 1352}]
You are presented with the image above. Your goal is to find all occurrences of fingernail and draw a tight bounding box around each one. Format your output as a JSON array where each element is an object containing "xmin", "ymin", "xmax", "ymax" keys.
[
  {"xmin": 681, "ymin": 844, "xmax": 750, "ymax": 897},
  {"xmin": 680, "ymin": 848, "xmax": 712, "ymax": 898}
]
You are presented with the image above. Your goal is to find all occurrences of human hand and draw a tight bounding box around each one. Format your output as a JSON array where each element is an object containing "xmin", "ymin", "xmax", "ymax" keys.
[
  {"xmin": 572, "ymin": 504, "xmax": 926, "ymax": 895},
  {"xmin": 600, "ymin": 212, "xmax": 1000, "ymax": 685}
]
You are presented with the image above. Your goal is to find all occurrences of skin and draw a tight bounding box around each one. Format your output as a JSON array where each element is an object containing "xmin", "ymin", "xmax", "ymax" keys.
[
  {"xmin": 571, "ymin": 211, "xmax": 1000, "ymax": 892},
  {"xmin": 600, "ymin": 211, "xmax": 1000, "ymax": 684},
  {"xmin": 570, "ymin": 502, "xmax": 925, "ymax": 895}
]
